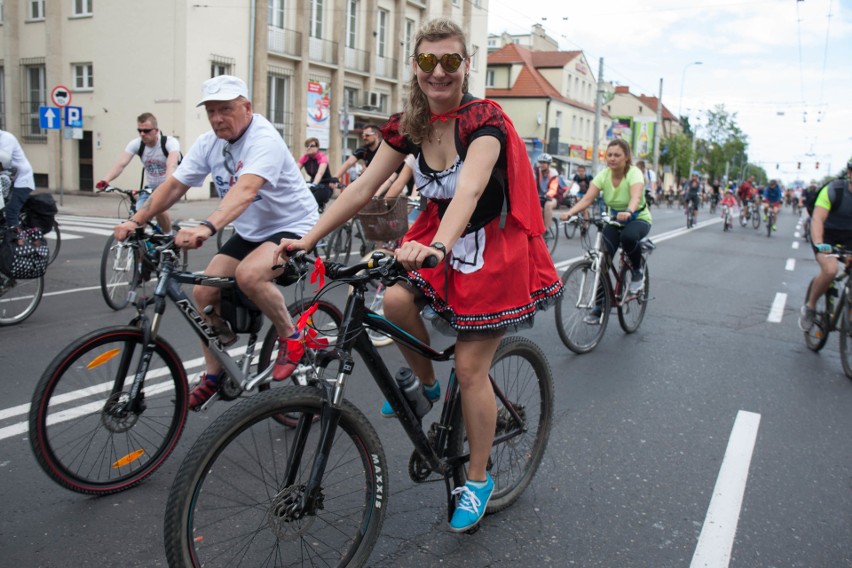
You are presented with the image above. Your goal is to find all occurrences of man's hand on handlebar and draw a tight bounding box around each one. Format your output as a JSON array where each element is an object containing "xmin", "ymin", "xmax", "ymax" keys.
[
  {"xmin": 174, "ymin": 225, "xmax": 213, "ymax": 250},
  {"xmin": 113, "ymin": 220, "xmax": 139, "ymax": 242}
]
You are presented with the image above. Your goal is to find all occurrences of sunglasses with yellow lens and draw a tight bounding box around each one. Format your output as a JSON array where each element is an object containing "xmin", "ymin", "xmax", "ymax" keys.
[{"xmin": 415, "ymin": 53, "xmax": 465, "ymax": 73}]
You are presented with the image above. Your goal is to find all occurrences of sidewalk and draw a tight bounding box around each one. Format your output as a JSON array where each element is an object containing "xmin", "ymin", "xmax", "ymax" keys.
[{"xmin": 48, "ymin": 190, "xmax": 218, "ymax": 222}]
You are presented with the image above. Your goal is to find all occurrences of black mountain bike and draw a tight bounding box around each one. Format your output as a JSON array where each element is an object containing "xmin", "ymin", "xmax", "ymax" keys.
[
  {"xmin": 29, "ymin": 234, "xmax": 342, "ymax": 495},
  {"xmin": 556, "ymin": 215, "xmax": 654, "ymax": 353},
  {"xmin": 802, "ymin": 247, "xmax": 852, "ymax": 379},
  {"xmin": 163, "ymin": 251, "xmax": 554, "ymax": 567},
  {"xmin": 766, "ymin": 204, "xmax": 777, "ymax": 237}
]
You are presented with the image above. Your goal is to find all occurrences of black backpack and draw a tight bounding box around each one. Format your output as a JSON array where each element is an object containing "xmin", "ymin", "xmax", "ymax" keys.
[{"xmin": 21, "ymin": 193, "xmax": 58, "ymax": 234}]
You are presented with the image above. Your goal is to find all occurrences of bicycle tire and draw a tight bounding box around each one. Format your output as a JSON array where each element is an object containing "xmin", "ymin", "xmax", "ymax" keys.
[
  {"xmin": 766, "ymin": 211, "xmax": 772, "ymax": 237},
  {"xmin": 579, "ymin": 220, "xmax": 596, "ymax": 251},
  {"xmin": 47, "ymin": 220, "xmax": 61, "ymax": 265},
  {"xmin": 99, "ymin": 235, "xmax": 139, "ymax": 311},
  {"xmin": 544, "ymin": 218, "xmax": 559, "ymax": 255},
  {"xmin": 617, "ymin": 263, "xmax": 649, "ymax": 333},
  {"xmin": 804, "ymin": 280, "xmax": 829, "ymax": 352},
  {"xmin": 215, "ymin": 224, "xmax": 236, "ymax": 251},
  {"xmin": 839, "ymin": 295, "xmax": 852, "ymax": 380},
  {"xmin": 555, "ymin": 259, "xmax": 611, "ymax": 353},
  {"xmin": 29, "ymin": 326, "xmax": 189, "ymax": 495},
  {"xmin": 164, "ymin": 386, "xmax": 386, "ymax": 568},
  {"xmin": 447, "ymin": 336, "xmax": 553, "ymax": 513},
  {"xmin": 257, "ymin": 299, "xmax": 343, "ymax": 426},
  {"xmin": 752, "ymin": 209, "xmax": 761, "ymax": 229},
  {"xmin": 686, "ymin": 205, "xmax": 694, "ymax": 229},
  {"xmin": 723, "ymin": 212, "xmax": 729, "ymax": 232},
  {"xmin": 739, "ymin": 210, "xmax": 747, "ymax": 227},
  {"xmin": 563, "ymin": 217, "xmax": 578, "ymax": 239},
  {"xmin": 0, "ymin": 273, "xmax": 44, "ymax": 326}
]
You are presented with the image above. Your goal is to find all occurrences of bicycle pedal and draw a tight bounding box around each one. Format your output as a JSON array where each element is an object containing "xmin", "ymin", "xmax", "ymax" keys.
[
  {"xmin": 197, "ymin": 392, "xmax": 221, "ymax": 412},
  {"xmin": 464, "ymin": 524, "xmax": 481, "ymax": 535}
]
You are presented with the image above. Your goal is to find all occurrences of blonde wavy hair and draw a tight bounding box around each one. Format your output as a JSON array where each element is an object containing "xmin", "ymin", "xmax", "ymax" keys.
[{"xmin": 400, "ymin": 18, "xmax": 470, "ymax": 146}]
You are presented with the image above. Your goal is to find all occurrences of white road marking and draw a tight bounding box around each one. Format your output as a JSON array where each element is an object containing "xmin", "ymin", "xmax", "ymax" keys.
[
  {"xmin": 785, "ymin": 258, "xmax": 795, "ymax": 271},
  {"xmin": 767, "ymin": 292, "xmax": 787, "ymax": 323},
  {"xmin": 792, "ymin": 241, "xmax": 800, "ymax": 250},
  {"xmin": 690, "ymin": 410, "xmax": 761, "ymax": 568}
]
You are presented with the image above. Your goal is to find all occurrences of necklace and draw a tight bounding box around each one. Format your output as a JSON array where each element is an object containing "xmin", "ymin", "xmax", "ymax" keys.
[{"xmin": 433, "ymin": 121, "xmax": 452, "ymax": 145}]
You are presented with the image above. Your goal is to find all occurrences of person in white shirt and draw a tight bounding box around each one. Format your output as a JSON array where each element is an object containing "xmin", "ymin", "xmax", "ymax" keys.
[
  {"xmin": 113, "ymin": 75, "xmax": 320, "ymax": 409},
  {"xmin": 97, "ymin": 112, "xmax": 179, "ymax": 233},
  {"xmin": 0, "ymin": 130, "xmax": 36, "ymax": 228}
]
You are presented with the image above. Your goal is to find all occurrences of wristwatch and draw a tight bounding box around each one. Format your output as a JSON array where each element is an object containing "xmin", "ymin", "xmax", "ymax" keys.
[{"xmin": 430, "ymin": 242, "xmax": 447, "ymax": 259}]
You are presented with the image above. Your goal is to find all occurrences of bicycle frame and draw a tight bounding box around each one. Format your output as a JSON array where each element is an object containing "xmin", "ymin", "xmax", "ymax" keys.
[
  {"xmin": 284, "ymin": 253, "xmax": 529, "ymax": 510},
  {"xmin": 576, "ymin": 223, "xmax": 629, "ymax": 312}
]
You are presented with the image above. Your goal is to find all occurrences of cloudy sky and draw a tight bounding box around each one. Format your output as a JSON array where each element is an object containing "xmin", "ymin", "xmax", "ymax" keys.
[{"xmin": 482, "ymin": 0, "xmax": 851, "ymax": 183}]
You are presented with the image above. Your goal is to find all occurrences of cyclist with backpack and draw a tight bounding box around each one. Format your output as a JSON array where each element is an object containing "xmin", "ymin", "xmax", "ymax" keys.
[
  {"xmin": 799, "ymin": 160, "xmax": 852, "ymax": 331},
  {"xmin": 0, "ymin": 129, "xmax": 36, "ymax": 228},
  {"xmin": 97, "ymin": 112, "xmax": 179, "ymax": 233}
]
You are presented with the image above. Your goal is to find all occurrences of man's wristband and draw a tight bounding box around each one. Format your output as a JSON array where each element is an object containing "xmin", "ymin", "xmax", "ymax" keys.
[
  {"xmin": 199, "ymin": 220, "xmax": 218, "ymax": 236},
  {"xmin": 128, "ymin": 218, "xmax": 143, "ymax": 227}
]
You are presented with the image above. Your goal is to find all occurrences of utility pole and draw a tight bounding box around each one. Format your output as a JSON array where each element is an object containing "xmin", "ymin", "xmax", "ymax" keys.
[
  {"xmin": 653, "ymin": 78, "xmax": 663, "ymax": 177},
  {"xmin": 591, "ymin": 57, "xmax": 604, "ymax": 174}
]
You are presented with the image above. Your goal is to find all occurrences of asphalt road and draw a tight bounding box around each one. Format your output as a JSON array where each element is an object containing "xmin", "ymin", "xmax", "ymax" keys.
[{"xmin": 0, "ymin": 203, "xmax": 850, "ymax": 568}]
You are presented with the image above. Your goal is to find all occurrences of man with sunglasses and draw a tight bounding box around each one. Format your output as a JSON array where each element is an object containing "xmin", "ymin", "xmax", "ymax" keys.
[
  {"xmin": 97, "ymin": 112, "xmax": 178, "ymax": 233},
  {"xmin": 113, "ymin": 75, "xmax": 319, "ymax": 410},
  {"xmin": 333, "ymin": 124, "xmax": 382, "ymax": 183}
]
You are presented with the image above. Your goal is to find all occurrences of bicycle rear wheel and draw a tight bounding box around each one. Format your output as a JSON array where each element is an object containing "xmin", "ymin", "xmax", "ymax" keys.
[
  {"xmin": 257, "ymin": 299, "xmax": 343, "ymax": 426},
  {"xmin": 804, "ymin": 280, "xmax": 829, "ymax": 352},
  {"xmin": 617, "ymin": 263, "xmax": 649, "ymax": 333},
  {"xmin": 766, "ymin": 211, "xmax": 773, "ymax": 237},
  {"xmin": 752, "ymin": 209, "xmax": 761, "ymax": 229},
  {"xmin": 0, "ymin": 273, "xmax": 44, "ymax": 326},
  {"xmin": 47, "ymin": 220, "xmax": 61, "ymax": 265},
  {"xmin": 99, "ymin": 235, "xmax": 138, "ymax": 311},
  {"xmin": 543, "ymin": 218, "xmax": 559, "ymax": 255},
  {"xmin": 447, "ymin": 336, "xmax": 553, "ymax": 513},
  {"xmin": 555, "ymin": 259, "xmax": 610, "ymax": 353},
  {"xmin": 563, "ymin": 217, "xmax": 578, "ymax": 239},
  {"xmin": 29, "ymin": 327, "xmax": 188, "ymax": 495},
  {"xmin": 326, "ymin": 223, "xmax": 353, "ymax": 265},
  {"xmin": 164, "ymin": 387, "xmax": 386, "ymax": 568}
]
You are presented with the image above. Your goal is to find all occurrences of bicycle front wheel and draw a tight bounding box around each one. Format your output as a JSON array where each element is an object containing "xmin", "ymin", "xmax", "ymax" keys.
[
  {"xmin": 47, "ymin": 220, "xmax": 61, "ymax": 265},
  {"xmin": 766, "ymin": 212, "xmax": 772, "ymax": 237},
  {"xmin": 617, "ymin": 263, "xmax": 649, "ymax": 333},
  {"xmin": 543, "ymin": 218, "xmax": 559, "ymax": 255},
  {"xmin": 29, "ymin": 327, "xmax": 189, "ymax": 495},
  {"xmin": 555, "ymin": 259, "xmax": 611, "ymax": 353},
  {"xmin": 100, "ymin": 235, "xmax": 139, "ymax": 310},
  {"xmin": 447, "ymin": 336, "xmax": 553, "ymax": 513},
  {"xmin": 804, "ymin": 280, "xmax": 829, "ymax": 352},
  {"xmin": 0, "ymin": 274, "xmax": 44, "ymax": 326},
  {"xmin": 164, "ymin": 387, "xmax": 387, "ymax": 568},
  {"xmin": 839, "ymin": 296, "xmax": 852, "ymax": 380},
  {"xmin": 563, "ymin": 217, "xmax": 578, "ymax": 239},
  {"xmin": 752, "ymin": 210, "xmax": 761, "ymax": 229}
]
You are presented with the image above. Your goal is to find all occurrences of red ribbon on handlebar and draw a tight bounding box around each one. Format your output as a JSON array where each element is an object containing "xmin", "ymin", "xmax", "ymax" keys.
[{"xmin": 310, "ymin": 257, "xmax": 326, "ymax": 292}]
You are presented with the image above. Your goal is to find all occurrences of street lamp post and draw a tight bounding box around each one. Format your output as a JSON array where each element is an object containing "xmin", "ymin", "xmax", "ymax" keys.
[{"xmin": 677, "ymin": 61, "xmax": 702, "ymax": 183}]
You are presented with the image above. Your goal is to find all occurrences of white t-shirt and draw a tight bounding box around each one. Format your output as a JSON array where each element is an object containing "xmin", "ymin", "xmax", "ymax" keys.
[
  {"xmin": 0, "ymin": 130, "xmax": 35, "ymax": 189},
  {"xmin": 125, "ymin": 135, "xmax": 181, "ymax": 188},
  {"xmin": 173, "ymin": 114, "xmax": 319, "ymax": 241}
]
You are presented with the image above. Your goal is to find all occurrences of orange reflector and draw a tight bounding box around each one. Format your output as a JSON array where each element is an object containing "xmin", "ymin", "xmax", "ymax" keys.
[
  {"xmin": 112, "ymin": 449, "xmax": 145, "ymax": 468},
  {"xmin": 194, "ymin": 536, "xmax": 204, "ymax": 543},
  {"xmin": 87, "ymin": 348, "xmax": 122, "ymax": 369}
]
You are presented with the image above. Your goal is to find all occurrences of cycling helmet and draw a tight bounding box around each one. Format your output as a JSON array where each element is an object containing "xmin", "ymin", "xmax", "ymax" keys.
[{"xmin": 537, "ymin": 153, "xmax": 552, "ymax": 163}]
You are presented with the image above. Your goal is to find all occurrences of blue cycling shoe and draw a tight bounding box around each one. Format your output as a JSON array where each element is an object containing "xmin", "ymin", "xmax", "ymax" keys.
[
  {"xmin": 380, "ymin": 379, "xmax": 441, "ymax": 418},
  {"xmin": 449, "ymin": 473, "xmax": 494, "ymax": 532}
]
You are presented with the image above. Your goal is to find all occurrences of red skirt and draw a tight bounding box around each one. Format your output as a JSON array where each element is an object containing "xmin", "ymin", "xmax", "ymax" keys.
[{"xmin": 404, "ymin": 202, "xmax": 563, "ymax": 334}]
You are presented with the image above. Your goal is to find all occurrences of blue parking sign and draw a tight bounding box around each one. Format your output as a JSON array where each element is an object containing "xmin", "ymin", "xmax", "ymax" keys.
[
  {"xmin": 65, "ymin": 106, "xmax": 83, "ymax": 128},
  {"xmin": 39, "ymin": 106, "xmax": 61, "ymax": 130}
]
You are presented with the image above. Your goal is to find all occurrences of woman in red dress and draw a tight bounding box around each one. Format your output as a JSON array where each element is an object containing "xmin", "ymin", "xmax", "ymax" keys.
[{"xmin": 275, "ymin": 18, "xmax": 562, "ymax": 532}]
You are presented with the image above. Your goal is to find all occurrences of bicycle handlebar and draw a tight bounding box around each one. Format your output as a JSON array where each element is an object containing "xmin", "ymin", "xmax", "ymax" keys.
[{"xmin": 276, "ymin": 249, "xmax": 438, "ymax": 288}]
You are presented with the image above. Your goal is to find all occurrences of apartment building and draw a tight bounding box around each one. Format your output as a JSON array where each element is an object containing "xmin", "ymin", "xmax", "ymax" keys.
[
  {"xmin": 485, "ymin": 42, "xmax": 606, "ymax": 174},
  {"xmin": 0, "ymin": 0, "xmax": 487, "ymax": 198}
]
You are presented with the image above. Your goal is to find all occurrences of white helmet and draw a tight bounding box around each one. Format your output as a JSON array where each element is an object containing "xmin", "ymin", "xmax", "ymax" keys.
[{"xmin": 537, "ymin": 152, "xmax": 552, "ymax": 163}]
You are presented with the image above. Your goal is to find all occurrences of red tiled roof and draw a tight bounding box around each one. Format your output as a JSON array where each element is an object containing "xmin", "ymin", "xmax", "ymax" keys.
[
  {"xmin": 530, "ymin": 50, "xmax": 582, "ymax": 68},
  {"xmin": 637, "ymin": 94, "xmax": 677, "ymax": 121}
]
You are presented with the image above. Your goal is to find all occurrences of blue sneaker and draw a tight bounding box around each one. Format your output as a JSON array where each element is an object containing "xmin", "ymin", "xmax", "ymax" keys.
[
  {"xmin": 380, "ymin": 379, "xmax": 441, "ymax": 418},
  {"xmin": 449, "ymin": 473, "xmax": 494, "ymax": 532}
]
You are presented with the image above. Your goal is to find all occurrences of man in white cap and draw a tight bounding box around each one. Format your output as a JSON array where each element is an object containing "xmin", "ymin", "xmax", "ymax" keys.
[{"xmin": 113, "ymin": 75, "xmax": 320, "ymax": 409}]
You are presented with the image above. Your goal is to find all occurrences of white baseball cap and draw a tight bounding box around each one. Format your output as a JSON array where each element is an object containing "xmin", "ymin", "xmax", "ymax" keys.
[{"xmin": 196, "ymin": 75, "xmax": 250, "ymax": 107}]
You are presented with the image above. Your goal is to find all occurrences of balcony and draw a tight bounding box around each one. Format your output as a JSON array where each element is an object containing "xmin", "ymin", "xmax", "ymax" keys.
[
  {"xmin": 309, "ymin": 36, "xmax": 338, "ymax": 66},
  {"xmin": 344, "ymin": 47, "xmax": 370, "ymax": 74},
  {"xmin": 375, "ymin": 55, "xmax": 397, "ymax": 80},
  {"xmin": 268, "ymin": 27, "xmax": 301, "ymax": 58}
]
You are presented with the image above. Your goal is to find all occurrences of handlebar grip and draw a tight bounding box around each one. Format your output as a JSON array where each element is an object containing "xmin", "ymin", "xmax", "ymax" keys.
[{"xmin": 422, "ymin": 254, "xmax": 439, "ymax": 269}]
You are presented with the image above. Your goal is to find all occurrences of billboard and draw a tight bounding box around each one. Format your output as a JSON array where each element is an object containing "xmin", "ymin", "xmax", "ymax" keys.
[{"xmin": 306, "ymin": 80, "xmax": 331, "ymax": 148}]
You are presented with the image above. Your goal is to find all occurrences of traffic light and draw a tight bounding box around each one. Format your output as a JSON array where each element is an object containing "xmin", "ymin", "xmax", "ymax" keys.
[
  {"xmin": 797, "ymin": 162, "xmax": 801, "ymax": 169},
  {"xmin": 816, "ymin": 161, "xmax": 820, "ymax": 169}
]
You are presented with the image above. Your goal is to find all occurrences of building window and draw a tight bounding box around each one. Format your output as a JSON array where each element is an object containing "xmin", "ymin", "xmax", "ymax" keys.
[
  {"xmin": 470, "ymin": 45, "xmax": 479, "ymax": 72},
  {"xmin": 344, "ymin": 87, "xmax": 358, "ymax": 109},
  {"xmin": 404, "ymin": 19, "xmax": 414, "ymax": 58},
  {"xmin": 310, "ymin": 0, "xmax": 323, "ymax": 38},
  {"xmin": 269, "ymin": 0, "xmax": 284, "ymax": 28},
  {"xmin": 346, "ymin": 0, "xmax": 357, "ymax": 49},
  {"xmin": 210, "ymin": 54, "xmax": 234, "ymax": 78},
  {"xmin": 22, "ymin": 63, "xmax": 46, "ymax": 139},
  {"xmin": 485, "ymin": 69, "xmax": 494, "ymax": 87},
  {"xmin": 73, "ymin": 63, "xmax": 93, "ymax": 90},
  {"xmin": 377, "ymin": 10, "xmax": 388, "ymax": 58},
  {"xmin": 30, "ymin": 0, "xmax": 44, "ymax": 20},
  {"xmin": 73, "ymin": 0, "xmax": 92, "ymax": 17},
  {"xmin": 267, "ymin": 71, "xmax": 291, "ymax": 140}
]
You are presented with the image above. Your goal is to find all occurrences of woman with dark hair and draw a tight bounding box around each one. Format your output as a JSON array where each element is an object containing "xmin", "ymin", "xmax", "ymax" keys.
[
  {"xmin": 297, "ymin": 137, "xmax": 334, "ymax": 210},
  {"xmin": 275, "ymin": 18, "xmax": 562, "ymax": 532},
  {"xmin": 561, "ymin": 138, "xmax": 652, "ymax": 321}
]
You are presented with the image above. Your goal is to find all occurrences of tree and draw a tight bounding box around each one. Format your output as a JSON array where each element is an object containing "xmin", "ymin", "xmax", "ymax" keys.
[{"xmin": 696, "ymin": 105, "xmax": 749, "ymax": 182}]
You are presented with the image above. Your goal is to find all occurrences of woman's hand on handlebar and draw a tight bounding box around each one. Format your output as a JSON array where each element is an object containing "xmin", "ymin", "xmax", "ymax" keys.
[
  {"xmin": 394, "ymin": 240, "xmax": 443, "ymax": 271},
  {"xmin": 273, "ymin": 236, "xmax": 313, "ymax": 268}
]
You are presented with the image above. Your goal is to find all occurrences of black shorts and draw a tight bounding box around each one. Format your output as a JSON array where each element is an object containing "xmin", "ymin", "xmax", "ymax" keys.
[
  {"xmin": 218, "ymin": 230, "xmax": 301, "ymax": 261},
  {"xmin": 814, "ymin": 229, "xmax": 852, "ymax": 255}
]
